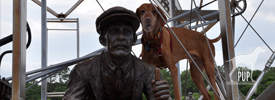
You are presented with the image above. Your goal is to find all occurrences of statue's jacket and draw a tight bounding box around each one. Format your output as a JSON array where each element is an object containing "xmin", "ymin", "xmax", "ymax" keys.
[{"xmin": 63, "ymin": 52, "xmax": 157, "ymax": 100}]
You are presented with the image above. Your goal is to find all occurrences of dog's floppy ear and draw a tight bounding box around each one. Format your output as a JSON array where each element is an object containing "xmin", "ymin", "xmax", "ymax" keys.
[
  {"xmin": 156, "ymin": 6, "xmax": 167, "ymax": 27},
  {"xmin": 135, "ymin": 8, "xmax": 140, "ymax": 20},
  {"xmin": 134, "ymin": 8, "xmax": 139, "ymax": 45}
]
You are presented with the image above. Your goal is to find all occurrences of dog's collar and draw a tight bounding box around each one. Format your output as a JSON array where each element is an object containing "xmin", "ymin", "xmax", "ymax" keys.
[
  {"xmin": 141, "ymin": 28, "xmax": 163, "ymax": 52},
  {"xmin": 142, "ymin": 28, "xmax": 162, "ymax": 44},
  {"xmin": 141, "ymin": 27, "xmax": 165, "ymax": 64},
  {"xmin": 141, "ymin": 27, "xmax": 173, "ymax": 65}
]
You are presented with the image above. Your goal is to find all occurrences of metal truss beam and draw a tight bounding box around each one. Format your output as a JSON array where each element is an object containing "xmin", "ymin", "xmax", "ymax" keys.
[{"xmin": 217, "ymin": 0, "xmax": 239, "ymax": 100}]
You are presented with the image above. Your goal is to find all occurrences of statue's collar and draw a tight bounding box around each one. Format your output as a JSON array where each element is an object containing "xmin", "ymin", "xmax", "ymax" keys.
[{"xmin": 102, "ymin": 51, "xmax": 133, "ymax": 77}]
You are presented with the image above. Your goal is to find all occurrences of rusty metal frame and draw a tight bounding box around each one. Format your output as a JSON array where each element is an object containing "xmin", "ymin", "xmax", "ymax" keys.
[
  {"xmin": 12, "ymin": 0, "xmax": 27, "ymax": 99},
  {"xmin": 32, "ymin": 0, "xmax": 84, "ymax": 19},
  {"xmin": 32, "ymin": 0, "xmax": 59, "ymax": 18}
]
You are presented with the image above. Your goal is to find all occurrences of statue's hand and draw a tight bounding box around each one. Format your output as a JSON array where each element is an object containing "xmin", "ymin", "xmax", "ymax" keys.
[{"xmin": 151, "ymin": 80, "xmax": 170, "ymax": 100}]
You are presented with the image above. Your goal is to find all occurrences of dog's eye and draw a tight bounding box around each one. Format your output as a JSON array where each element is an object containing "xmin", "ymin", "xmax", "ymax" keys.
[
  {"xmin": 152, "ymin": 10, "xmax": 156, "ymax": 13},
  {"xmin": 140, "ymin": 10, "xmax": 145, "ymax": 14}
]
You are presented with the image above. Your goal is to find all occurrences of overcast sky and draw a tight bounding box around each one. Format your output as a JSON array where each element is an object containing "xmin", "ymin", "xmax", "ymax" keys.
[{"xmin": 0, "ymin": 0, "xmax": 274, "ymax": 78}]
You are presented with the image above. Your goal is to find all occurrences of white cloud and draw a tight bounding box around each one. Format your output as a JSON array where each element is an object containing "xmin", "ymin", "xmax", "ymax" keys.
[{"xmin": 266, "ymin": 13, "xmax": 275, "ymax": 23}]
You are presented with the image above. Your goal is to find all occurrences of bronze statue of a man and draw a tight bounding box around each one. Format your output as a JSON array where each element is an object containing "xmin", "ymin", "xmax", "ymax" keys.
[{"xmin": 63, "ymin": 6, "xmax": 170, "ymax": 100}]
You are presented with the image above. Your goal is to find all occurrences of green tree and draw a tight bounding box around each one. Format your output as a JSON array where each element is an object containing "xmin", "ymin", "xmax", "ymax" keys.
[
  {"xmin": 192, "ymin": 92, "xmax": 200, "ymax": 100},
  {"xmin": 25, "ymin": 68, "xmax": 70, "ymax": 100},
  {"xmin": 238, "ymin": 67, "xmax": 275, "ymax": 99},
  {"xmin": 251, "ymin": 67, "xmax": 275, "ymax": 99},
  {"xmin": 25, "ymin": 66, "xmax": 275, "ymax": 100},
  {"xmin": 160, "ymin": 66, "xmax": 275, "ymax": 99},
  {"xmin": 181, "ymin": 70, "xmax": 199, "ymax": 97},
  {"xmin": 26, "ymin": 80, "xmax": 41, "ymax": 100},
  {"xmin": 47, "ymin": 68, "xmax": 70, "ymax": 100}
]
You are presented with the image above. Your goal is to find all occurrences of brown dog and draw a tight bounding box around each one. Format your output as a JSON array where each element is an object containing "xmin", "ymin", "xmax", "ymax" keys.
[{"xmin": 136, "ymin": 4, "xmax": 221, "ymax": 100}]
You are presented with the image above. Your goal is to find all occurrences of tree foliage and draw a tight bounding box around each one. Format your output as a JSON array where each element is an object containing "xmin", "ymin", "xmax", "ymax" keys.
[
  {"xmin": 161, "ymin": 67, "xmax": 275, "ymax": 100},
  {"xmin": 238, "ymin": 67, "xmax": 275, "ymax": 99},
  {"xmin": 25, "ymin": 67, "xmax": 275, "ymax": 100},
  {"xmin": 26, "ymin": 81, "xmax": 41, "ymax": 100},
  {"xmin": 25, "ymin": 68, "xmax": 70, "ymax": 100}
]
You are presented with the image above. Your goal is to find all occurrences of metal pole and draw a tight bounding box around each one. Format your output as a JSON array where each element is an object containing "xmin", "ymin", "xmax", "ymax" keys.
[
  {"xmin": 189, "ymin": 19, "xmax": 218, "ymax": 29},
  {"xmin": 12, "ymin": 0, "xmax": 27, "ymax": 99},
  {"xmin": 217, "ymin": 0, "xmax": 239, "ymax": 100},
  {"xmin": 77, "ymin": 18, "xmax": 79, "ymax": 58},
  {"xmin": 246, "ymin": 52, "xmax": 275, "ymax": 99},
  {"xmin": 64, "ymin": 0, "xmax": 84, "ymax": 18},
  {"xmin": 47, "ymin": 92, "xmax": 65, "ymax": 95},
  {"xmin": 32, "ymin": 0, "xmax": 59, "ymax": 18},
  {"xmin": 26, "ymin": 66, "xmax": 64, "ymax": 83},
  {"xmin": 167, "ymin": 8, "xmax": 197, "ymax": 23},
  {"xmin": 175, "ymin": 63, "xmax": 181, "ymax": 98},
  {"xmin": 255, "ymin": 81, "xmax": 275, "ymax": 100},
  {"xmin": 5, "ymin": 47, "xmax": 105, "ymax": 82},
  {"xmin": 25, "ymin": 66, "xmax": 66, "ymax": 91},
  {"xmin": 175, "ymin": 11, "xmax": 219, "ymax": 28},
  {"xmin": 41, "ymin": 0, "xmax": 47, "ymax": 100}
]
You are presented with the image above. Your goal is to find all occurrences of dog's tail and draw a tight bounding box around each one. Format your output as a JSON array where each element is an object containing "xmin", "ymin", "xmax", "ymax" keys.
[{"xmin": 209, "ymin": 33, "xmax": 221, "ymax": 43}]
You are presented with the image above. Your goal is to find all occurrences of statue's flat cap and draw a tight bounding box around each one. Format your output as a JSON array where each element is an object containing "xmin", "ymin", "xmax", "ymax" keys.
[{"xmin": 96, "ymin": 7, "xmax": 140, "ymax": 35}]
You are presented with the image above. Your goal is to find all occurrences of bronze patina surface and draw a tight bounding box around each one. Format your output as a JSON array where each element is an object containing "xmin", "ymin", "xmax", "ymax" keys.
[{"xmin": 63, "ymin": 6, "xmax": 170, "ymax": 100}]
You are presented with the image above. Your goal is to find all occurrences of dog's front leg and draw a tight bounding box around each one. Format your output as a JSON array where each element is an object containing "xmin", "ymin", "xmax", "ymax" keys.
[{"xmin": 162, "ymin": 50, "xmax": 181, "ymax": 100}]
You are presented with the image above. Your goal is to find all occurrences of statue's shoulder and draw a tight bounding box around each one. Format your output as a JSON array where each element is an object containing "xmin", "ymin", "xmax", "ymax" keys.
[
  {"xmin": 133, "ymin": 56, "xmax": 155, "ymax": 67},
  {"xmin": 132, "ymin": 56, "xmax": 155, "ymax": 73},
  {"xmin": 73, "ymin": 54, "xmax": 101, "ymax": 74}
]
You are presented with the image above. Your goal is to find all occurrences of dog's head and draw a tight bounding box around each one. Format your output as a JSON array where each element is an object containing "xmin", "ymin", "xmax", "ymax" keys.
[{"xmin": 136, "ymin": 3, "xmax": 167, "ymax": 33}]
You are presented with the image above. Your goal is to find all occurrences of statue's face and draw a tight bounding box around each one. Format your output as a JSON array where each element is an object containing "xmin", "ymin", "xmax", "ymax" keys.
[{"xmin": 105, "ymin": 22, "xmax": 134, "ymax": 57}]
